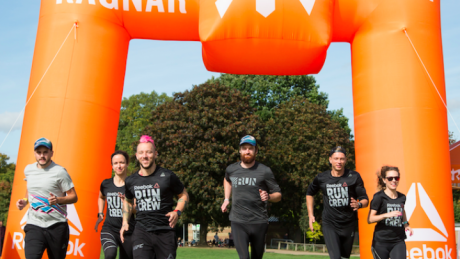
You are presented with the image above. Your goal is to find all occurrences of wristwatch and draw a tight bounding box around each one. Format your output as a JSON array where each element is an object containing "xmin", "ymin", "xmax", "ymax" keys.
[
  {"xmin": 358, "ymin": 202, "xmax": 362, "ymax": 209},
  {"xmin": 174, "ymin": 210, "xmax": 182, "ymax": 216},
  {"xmin": 97, "ymin": 213, "xmax": 104, "ymax": 218}
]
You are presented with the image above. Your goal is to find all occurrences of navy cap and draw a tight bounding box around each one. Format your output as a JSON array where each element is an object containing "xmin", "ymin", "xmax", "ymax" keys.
[{"xmin": 34, "ymin": 138, "xmax": 53, "ymax": 150}]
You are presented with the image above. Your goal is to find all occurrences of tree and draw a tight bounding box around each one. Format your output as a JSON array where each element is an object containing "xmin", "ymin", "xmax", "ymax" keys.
[
  {"xmin": 208, "ymin": 74, "xmax": 352, "ymax": 136},
  {"xmin": 449, "ymin": 131, "xmax": 457, "ymax": 145},
  {"xmin": 116, "ymin": 90, "xmax": 171, "ymax": 171},
  {"xmin": 263, "ymin": 97, "xmax": 355, "ymax": 228},
  {"xmin": 0, "ymin": 153, "xmax": 16, "ymax": 224},
  {"xmin": 142, "ymin": 82, "xmax": 263, "ymax": 245}
]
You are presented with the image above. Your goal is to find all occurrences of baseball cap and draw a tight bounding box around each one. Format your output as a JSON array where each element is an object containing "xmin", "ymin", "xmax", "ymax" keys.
[
  {"xmin": 34, "ymin": 138, "xmax": 53, "ymax": 150},
  {"xmin": 239, "ymin": 135, "xmax": 257, "ymax": 146}
]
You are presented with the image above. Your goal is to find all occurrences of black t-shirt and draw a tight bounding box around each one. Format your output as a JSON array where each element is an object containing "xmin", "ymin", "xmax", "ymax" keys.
[
  {"xmin": 225, "ymin": 161, "xmax": 281, "ymax": 224},
  {"xmin": 125, "ymin": 166, "xmax": 184, "ymax": 231},
  {"xmin": 306, "ymin": 169, "xmax": 368, "ymax": 228},
  {"xmin": 370, "ymin": 190, "xmax": 406, "ymax": 243},
  {"xmin": 100, "ymin": 178, "xmax": 136, "ymax": 234}
]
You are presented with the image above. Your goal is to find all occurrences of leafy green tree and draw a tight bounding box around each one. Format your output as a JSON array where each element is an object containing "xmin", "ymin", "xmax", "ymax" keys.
[
  {"xmin": 142, "ymin": 82, "xmax": 263, "ymax": 245},
  {"xmin": 116, "ymin": 91, "xmax": 171, "ymax": 171},
  {"xmin": 264, "ymin": 97, "xmax": 355, "ymax": 228},
  {"xmin": 208, "ymin": 74, "xmax": 352, "ymax": 136},
  {"xmin": 449, "ymin": 131, "xmax": 457, "ymax": 145},
  {"xmin": 0, "ymin": 153, "xmax": 16, "ymax": 224},
  {"xmin": 306, "ymin": 222, "xmax": 323, "ymax": 243}
]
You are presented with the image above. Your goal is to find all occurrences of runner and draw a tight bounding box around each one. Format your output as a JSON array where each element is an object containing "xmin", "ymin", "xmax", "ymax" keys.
[
  {"xmin": 368, "ymin": 166, "xmax": 413, "ymax": 259},
  {"xmin": 221, "ymin": 135, "xmax": 282, "ymax": 259},
  {"xmin": 306, "ymin": 146, "xmax": 368, "ymax": 259},
  {"xmin": 95, "ymin": 150, "xmax": 136, "ymax": 259},
  {"xmin": 120, "ymin": 135, "xmax": 189, "ymax": 259},
  {"xmin": 16, "ymin": 137, "xmax": 78, "ymax": 259}
]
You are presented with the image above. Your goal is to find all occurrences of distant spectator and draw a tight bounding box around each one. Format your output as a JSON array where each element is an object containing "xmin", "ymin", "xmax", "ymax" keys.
[
  {"xmin": 228, "ymin": 232, "xmax": 234, "ymax": 248},
  {"xmin": 214, "ymin": 232, "xmax": 219, "ymax": 244},
  {"xmin": 191, "ymin": 239, "xmax": 196, "ymax": 246},
  {"xmin": 0, "ymin": 220, "xmax": 5, "ymax": 256}
]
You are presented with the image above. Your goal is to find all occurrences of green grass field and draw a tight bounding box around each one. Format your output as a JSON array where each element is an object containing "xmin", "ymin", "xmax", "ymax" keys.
[{"xmin": 100, "ymin": 247, "xmax": 360, "ymax": 258}]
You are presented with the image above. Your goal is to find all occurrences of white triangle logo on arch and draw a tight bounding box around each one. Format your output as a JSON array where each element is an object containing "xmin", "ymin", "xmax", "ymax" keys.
[
  {"xmin": 215, "ymin": 0, "xmax": 316, "ymax": 18},
  {"xmin": 405, "ymin": 183, "xmax": 448, "ymax": 242}
]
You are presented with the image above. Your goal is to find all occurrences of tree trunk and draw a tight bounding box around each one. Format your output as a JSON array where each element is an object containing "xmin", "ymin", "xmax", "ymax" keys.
[{"xmin": 198, "ymin": 220, "xmax": 209, "ymax": 246}]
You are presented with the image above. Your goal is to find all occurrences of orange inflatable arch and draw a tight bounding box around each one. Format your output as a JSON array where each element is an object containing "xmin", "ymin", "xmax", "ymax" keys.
[{"xmin": 3, "ymin": 0, "xmax": 455, "ymax": 259}]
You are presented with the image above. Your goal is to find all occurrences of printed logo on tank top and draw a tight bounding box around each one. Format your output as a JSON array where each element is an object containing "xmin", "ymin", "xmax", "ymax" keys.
[
  {"xmin": 385, "ymin": 203, "xmax": 403, "ymax": 227},
  {"xmin": 134, "ymin": 184, "xmax": 161, "ymax": 211},
  {"xmin": 326, "ymin": 183, "xmax": 349, "ymax": 207},
  {"xmin": 230, "ymin": 177, "xmax": 256, "ymax": 188},
  {"xmin": 106, "ymin": 192, "xmax": 123, "ymax": 217}
]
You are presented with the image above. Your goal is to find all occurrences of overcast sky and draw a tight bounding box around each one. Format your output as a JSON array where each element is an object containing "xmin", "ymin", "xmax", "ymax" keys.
[{"xmin": 1, "ymin": 1, "xmax": 459, "ymax": 162}]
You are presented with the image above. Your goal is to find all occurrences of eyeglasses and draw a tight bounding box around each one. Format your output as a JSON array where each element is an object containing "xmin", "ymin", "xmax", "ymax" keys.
[{"xmin": 386, "ymin": 176, "xmax": 400, "ymax": 181}]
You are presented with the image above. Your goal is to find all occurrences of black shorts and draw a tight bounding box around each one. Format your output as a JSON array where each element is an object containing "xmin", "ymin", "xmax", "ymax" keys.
[
  {"xmin": 371, "ymin": 241, "xmax": 406, "ymax": 259},
  {"xmin": 131, "ymin": 227, "xmax": 177, "ymax": 259},
  {"xmin": 231, "ymin": 221, "xmax": 268, "ymax": 259},
  {"xmin": 322, "ymin": 222, "xmax": 356, "ymax": 259},
  {"xmin": 24, "ymin": 222, "xmax": 69, "ymax": 259},
  {"xmin": 101, "ymin": 228, "xmax": 133, "ymax": 259}
]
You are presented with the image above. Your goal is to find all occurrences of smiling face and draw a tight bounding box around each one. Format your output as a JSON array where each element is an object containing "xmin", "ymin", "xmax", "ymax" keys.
[
  {"xmin": 136, "ymin": 142, "xmax": 157, "ymax": 169},
  {"xmin": 239, "ymin": 144, "xmax": 257, "ymax": 164},
  {"xmin": 329, "ymin": 152, "xmax": 346, "ymax": 171},
  {"xmin": 383, "ymin": 170, "xmax": 400, "ymax": 190},
  {"xmin": 112, "ymin": 154, "xmax": 128, "ymax": 176},
  {"xmin": 34, "ymin": 146, "xmax": 53, "ymax": 168}
]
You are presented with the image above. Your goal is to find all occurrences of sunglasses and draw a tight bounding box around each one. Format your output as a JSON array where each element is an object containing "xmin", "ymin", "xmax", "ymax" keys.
[{"xmin": 386, "ymin": 176, "xmax": 400, "ymax": 181}]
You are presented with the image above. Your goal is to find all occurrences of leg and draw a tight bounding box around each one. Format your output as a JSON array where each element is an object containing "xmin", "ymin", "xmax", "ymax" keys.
[
  {"xmin": 132, "ymin": 228, "xmax": 156, "ymax": 259},
  {"xmin": 44, "ymin": 222, "xmax": 69, "ymax": 259},
  {"xmin": 249, "ymin": 223, "xmax": 268, "ymax": 259},
  {"xmin": 371, "ymin": 242, "xmax": 392, "ymax": 259},
  {"xmin": 388, "ymin": 241, "xmax": 407, "ymax": 259},
  {"xmin": 338, "ymin": 223, "xmax": 356, "ymax": 259},
  {"xmin": 322, "ymin": 224, "xmax": 342, "ymax": 259},
  {"xmin": 24, "ymin": 224, "xmax": 47, "ymax": 259},
  {"xmin": 231, "ymin": 222, "xmax": 250, "ymax": 259},
  {"xmin": 152, "ymin": 231, "xmax": 177, "ymax": 259},
  {"xmin": 119, "ymin": 233, "xmax": 134, "ymax": 259},
  {"xmin": 101, "ymin": 231, "xmax": 119, "ymax": 259}
]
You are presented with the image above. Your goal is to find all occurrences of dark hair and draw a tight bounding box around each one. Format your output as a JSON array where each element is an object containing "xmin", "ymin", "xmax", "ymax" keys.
[
  {"xmin": 377, "ymin": 166, "xmax": 400, "ymax": 190},
  {"xmin": 111, "ymin": 150, "xmax": 130, "ymax": 165},
  {"xmin": 329, "ymin": 146, "xmax": 347, "ymax": 157}
]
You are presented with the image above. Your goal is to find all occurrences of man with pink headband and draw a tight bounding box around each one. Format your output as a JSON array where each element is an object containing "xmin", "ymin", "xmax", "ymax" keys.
[{"xmin": 120, "ymin": 135, "xmax": 189, "ymax": 259}]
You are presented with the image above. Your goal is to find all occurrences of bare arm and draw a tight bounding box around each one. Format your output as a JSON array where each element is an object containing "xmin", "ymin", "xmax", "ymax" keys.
[
  {"xmin": 94, "ymin": 191, "xmax": 106, "ymax": 232},
  {"xmin": 120, "ymin": 197, "xmax": 134, "ymax": 242},
  {"xmin": 368, "ymin": 209, "xmax": 401, "ymax": 224},
  {"xmin": 166, "ymin": 188, "xmax": 189, "ymax": 228},
  {"xmin": 306, "ymin": 195, "xmax": 315, "ymax": 232},
  {"xmin": 17, "ymin": 189, "xmax": 29, "ymax": 210},
  {"xmin": 49, "ymin": 187, "xmax": 78, "ymax": 205},
  {"xmin": 260, "ymin": 190, "xmax": 282, "ymax": 203},
  {"xmin": 221, "ymin": 179, "xmax": 232, "ymax": 212}
]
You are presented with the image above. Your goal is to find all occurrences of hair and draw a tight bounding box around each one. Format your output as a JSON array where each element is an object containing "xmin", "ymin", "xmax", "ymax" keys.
[
  {"xmin": 111, "ymin": 150, "xmax": 130, "ymax": 165},
  {"xmin": 329, "ymin": 146, "xmax": 347, "ymax": 157},
  {"xmin": 377, "ymin": 165, "xmax": 400, "ymax": 190},
  {"xmin": 139, "ymin": 135, "xmax": 156, "ymax": 149}
]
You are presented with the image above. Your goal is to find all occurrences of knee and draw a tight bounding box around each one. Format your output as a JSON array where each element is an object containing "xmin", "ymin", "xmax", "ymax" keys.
[{"xmin": 103, "ymin": 248, "xmax": 118, "ymax": 259}]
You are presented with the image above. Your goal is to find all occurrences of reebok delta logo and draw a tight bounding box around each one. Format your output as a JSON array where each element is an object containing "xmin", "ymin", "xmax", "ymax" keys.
[
  {"xmin": 13, "ymin": 204, "xmax": 86, "ymax": 256},
  {"xmin": 404, "ymin": 183, "xmax": 453, "ymax": 259},
  {"xmin": 216, "ymin": 0, "xmax": 316, "ymax": 18},
  {"xmin": 405, "ymin": 183, "xmax": 448, "ymax": 242}
]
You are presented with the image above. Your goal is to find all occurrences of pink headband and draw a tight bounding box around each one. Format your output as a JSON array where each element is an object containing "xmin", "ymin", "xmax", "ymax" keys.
[{"xmin": 140, "ymin": 135, "xmax": 156, "ymax": 148}]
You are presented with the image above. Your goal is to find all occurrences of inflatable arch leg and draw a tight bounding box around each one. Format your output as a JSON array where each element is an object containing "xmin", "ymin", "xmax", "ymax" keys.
[{"xmin": 2, "ymin": 11, "xmax": 130, "ymax": 259}]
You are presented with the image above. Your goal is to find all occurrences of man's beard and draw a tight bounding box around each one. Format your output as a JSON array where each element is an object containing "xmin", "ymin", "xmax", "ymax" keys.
[
  {"xmin": 37, "ymin": 157, "xmax": 51, "ymax": 166},
  {"xmin": 140, "ymin": 160, "xmax": 155, "ymax": 169},
  {"xmin": 240, "ymin": 153, "xmax": 255, "ymax": 164}
]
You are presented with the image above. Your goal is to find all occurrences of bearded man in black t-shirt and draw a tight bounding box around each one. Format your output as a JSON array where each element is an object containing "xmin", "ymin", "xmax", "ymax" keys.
[
  {"xmin": 306, "ymin": 146, "xmax": 369, "ymax": 259},
  {"xmin": 120, "ymin": 135, "xmax": 189, "ymax": 259},
  {"xmin": 221, "ymin": 135, "xmax": 282, "ymax": 259}
]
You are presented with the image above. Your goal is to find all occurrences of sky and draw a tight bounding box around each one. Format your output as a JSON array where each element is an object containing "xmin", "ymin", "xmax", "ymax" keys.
[{"xmin": 0, "ymin": 1, "xmax": 459, "ymax": 163}]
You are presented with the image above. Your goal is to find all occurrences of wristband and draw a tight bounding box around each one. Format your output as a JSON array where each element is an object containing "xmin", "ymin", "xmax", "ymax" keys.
[
  {"xmin": 97, "ymin": 213, "xmax": 104, "ymax": 218},
  {"xmin": 174, "ymin": 210, "xmax": 182, "ymax": 216},
  {"xmin": 23, "ymin": 198, "xmax": 28, "ymax": 203},
  {"xmin": 224, "ymin": 199, "xmax": 229, "ymax": 202},
  {"xmin": 402, "ymin": 221, "xmax": 409, "ymax": 225},
  {"xmin": 358, "ymin": 202, "xmax": 362, "ymax": 208}
]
